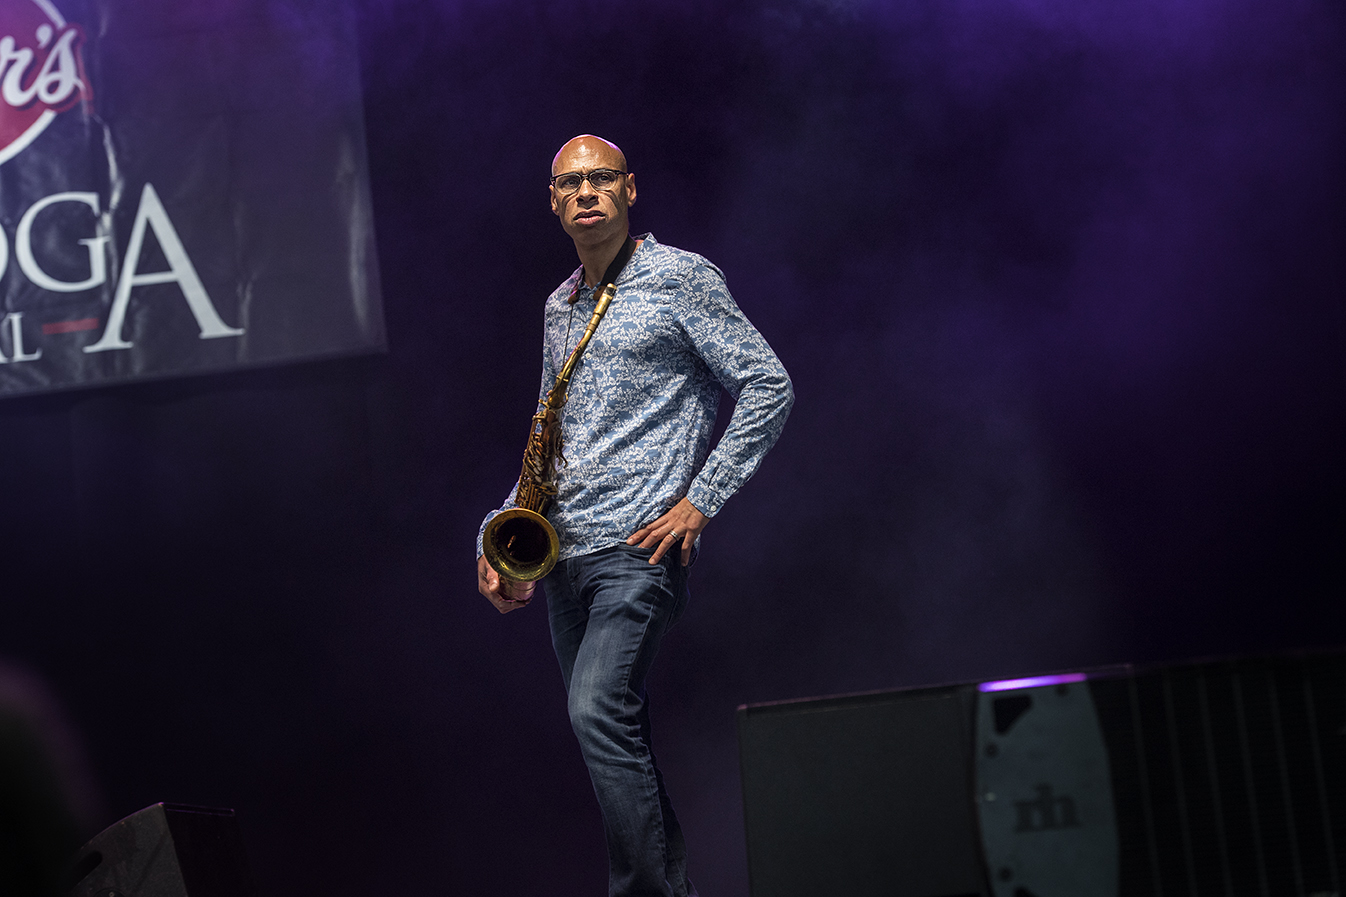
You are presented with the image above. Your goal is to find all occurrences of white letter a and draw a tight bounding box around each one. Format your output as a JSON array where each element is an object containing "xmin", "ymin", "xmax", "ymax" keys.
[{"xmin": 86, "ymin": 182, "xmax": 244, "ymax": 353}]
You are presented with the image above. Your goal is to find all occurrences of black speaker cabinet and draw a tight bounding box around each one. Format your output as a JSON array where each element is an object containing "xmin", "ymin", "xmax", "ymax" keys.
[
  {"xmin": 737, "ymin": 651, "xmax": 1346, "ymax": 897},
  {"xmin": 68, "ymin": 803, "xmax": 256, "ymax": 897}
]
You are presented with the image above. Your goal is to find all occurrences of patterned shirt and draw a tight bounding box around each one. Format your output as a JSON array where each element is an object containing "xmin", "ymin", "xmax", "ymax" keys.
[{"xmin": 478, "ymin": 234, "xmax": 793, "ymax": 562}]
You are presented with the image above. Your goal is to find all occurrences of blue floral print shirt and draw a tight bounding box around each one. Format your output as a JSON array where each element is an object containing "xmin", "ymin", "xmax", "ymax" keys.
[{"xmin": 478, "ymin": 234, "xmax": 793, "ymax": 563}]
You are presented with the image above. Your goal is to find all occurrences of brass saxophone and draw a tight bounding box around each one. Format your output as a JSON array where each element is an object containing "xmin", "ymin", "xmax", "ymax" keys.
[{"xmin": 481, "ymin": 281, "xmax": 619, "ymax": 583}]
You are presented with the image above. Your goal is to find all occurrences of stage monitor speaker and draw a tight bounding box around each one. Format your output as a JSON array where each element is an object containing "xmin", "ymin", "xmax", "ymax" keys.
[
  {"xmin": 737, "ymin": 651, "xmax": 1346, "ymax": 897},
  {"xmin": 68, "ymin": 803, "xmax": 256, "ymax": 897},
  {"xmin": 737, "ymin": 684, "xmax": 986, "ymax": 897}
]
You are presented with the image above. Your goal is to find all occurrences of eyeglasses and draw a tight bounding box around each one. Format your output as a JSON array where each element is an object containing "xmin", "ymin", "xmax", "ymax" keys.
[{"xmin": 550, "ymin": 168, "xmax": 627, "ymax": 195}]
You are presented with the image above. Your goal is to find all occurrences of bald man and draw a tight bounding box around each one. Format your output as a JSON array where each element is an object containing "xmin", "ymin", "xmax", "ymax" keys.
[{"xmin": 478, "ymin": 136, "xmax": 792, "ymax": 897}]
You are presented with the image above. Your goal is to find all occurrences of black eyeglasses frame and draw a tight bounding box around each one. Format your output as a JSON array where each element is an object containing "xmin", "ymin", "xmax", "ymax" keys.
[{"xmin": 550, "ymin": 168, "xmax": 629, "ymax": 195}]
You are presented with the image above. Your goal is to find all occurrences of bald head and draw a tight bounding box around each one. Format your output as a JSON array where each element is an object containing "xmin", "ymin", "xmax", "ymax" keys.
[
  {"xmin": 548, "ymin": 134, "xmax": 637, "ymax": 271},
  {"xmin": 552, "ymin": 135, "xmax": 628, "ymax": 176}
]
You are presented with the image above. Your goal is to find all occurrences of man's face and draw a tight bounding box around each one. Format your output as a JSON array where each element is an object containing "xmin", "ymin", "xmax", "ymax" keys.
[{"xmin": 550, "ymin": 137, "xmax": 636, "ymax": 245}]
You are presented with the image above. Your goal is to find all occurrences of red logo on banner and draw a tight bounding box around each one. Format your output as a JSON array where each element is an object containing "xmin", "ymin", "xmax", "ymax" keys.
[{"xmin": 0, "ymin": 0, "xmax": 90, "ymax": 165}]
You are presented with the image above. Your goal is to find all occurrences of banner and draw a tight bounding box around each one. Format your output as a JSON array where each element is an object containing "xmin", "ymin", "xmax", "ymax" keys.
[{"xmin": 0, "ymin": 0, "xmax": 384, "ymax": 397}]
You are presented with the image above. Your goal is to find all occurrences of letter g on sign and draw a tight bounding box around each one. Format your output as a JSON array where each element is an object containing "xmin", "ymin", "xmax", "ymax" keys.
[{"xmin": 15, "ymin": 191, "xmax": 108, "ymax": 291}]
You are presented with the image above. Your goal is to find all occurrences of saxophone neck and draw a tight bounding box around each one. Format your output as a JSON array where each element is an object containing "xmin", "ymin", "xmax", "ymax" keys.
[{"xmin": 552, "ymin": 281, "xmax": 618, "ymax": 400}]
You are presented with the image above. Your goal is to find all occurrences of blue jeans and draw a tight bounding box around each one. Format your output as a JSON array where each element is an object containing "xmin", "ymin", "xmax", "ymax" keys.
[{"xmin": 544, "ymin": 544, "xmax": 698, "ymax": 897}]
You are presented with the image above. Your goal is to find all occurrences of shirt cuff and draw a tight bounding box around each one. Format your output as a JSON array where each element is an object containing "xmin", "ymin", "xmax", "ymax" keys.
[{"xmin": 687, "ymin": 479, "xmax": 727, "ymax": 518}]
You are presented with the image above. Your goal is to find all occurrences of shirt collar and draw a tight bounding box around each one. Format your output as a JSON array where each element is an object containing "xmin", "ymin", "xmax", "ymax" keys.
[{"xmin": 566, "ymin": 233, "xmax": 656, "ymax": 303}]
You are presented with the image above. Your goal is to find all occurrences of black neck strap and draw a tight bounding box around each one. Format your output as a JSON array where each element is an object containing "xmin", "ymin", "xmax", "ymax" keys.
[{"xmin": 569, "ymin": 235, "xmax": 638, "ymax": 304}]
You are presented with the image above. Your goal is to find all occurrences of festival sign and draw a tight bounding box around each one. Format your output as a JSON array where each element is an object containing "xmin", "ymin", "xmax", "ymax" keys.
[{"xmin": 0, "ymin": 0, "xmax": 383, "ymax": 397}]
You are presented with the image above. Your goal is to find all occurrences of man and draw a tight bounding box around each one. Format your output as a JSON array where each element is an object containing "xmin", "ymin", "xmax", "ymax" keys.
[{"xmin": 477, "ymin": 135, "xmax": 792, "ymax": 897}]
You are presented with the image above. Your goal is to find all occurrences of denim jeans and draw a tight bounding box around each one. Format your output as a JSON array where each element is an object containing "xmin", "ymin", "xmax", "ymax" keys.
[{"xmin": 544, "ymin": 543, "xmax": 698, "ymax": 897}]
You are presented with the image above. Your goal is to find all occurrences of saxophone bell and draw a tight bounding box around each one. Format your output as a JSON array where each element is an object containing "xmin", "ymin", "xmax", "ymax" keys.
[{"xmin": 482, "ymin": 507, "xmax": 561, "ymax": 583}]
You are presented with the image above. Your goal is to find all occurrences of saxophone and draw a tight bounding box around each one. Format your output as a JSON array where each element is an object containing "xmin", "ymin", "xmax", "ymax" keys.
[{"xmin": 481, "ymin": 281, "xmax": 619, "ymax": 583}]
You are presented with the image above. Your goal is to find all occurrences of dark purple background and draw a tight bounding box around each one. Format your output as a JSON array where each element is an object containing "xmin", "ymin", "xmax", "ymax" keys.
[{"xmin": 2, "ymin": 0, "xmax": 1343, "ymax": 893}]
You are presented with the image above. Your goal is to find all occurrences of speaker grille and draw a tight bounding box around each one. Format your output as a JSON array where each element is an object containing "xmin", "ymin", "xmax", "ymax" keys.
[{"xmin": 1092, "ymin": 655, "xmax": 1346, "ymax": 897}]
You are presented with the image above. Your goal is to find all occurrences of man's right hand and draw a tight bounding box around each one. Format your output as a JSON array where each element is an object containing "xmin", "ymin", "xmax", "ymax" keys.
[{"xmin": 478, "ymin": 554, "xmax": 536, "ymax": 614}]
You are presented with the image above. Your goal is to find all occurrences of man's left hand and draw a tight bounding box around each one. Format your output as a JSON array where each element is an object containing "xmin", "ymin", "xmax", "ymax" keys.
[{"xmin": 627, "ymin": 498, "xmax": 709, "ymax": 566}]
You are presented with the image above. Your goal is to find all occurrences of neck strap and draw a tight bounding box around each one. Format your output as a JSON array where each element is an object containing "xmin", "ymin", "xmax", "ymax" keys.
[{"xmin": 569, "ymin": 235, "xmax": 637, "ymax": 304}]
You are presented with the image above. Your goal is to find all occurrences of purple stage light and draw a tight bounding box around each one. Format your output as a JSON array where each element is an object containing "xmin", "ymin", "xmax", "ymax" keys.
[{"xmin": 978, "ymin": 673, "xmax": 1087, "ymax": 693}]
